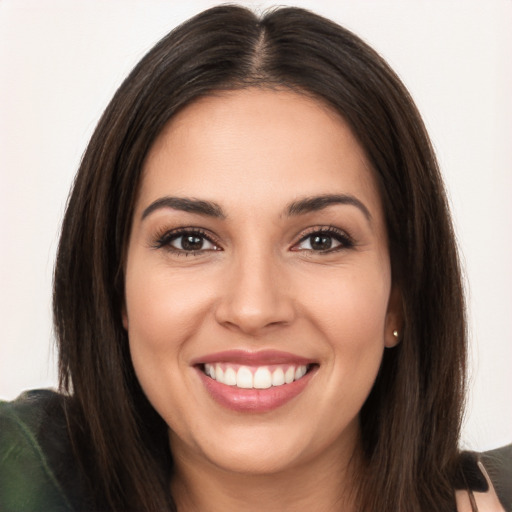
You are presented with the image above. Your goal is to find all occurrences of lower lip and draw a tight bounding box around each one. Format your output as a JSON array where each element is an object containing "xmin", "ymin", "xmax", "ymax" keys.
[{"xmin": 197, "ymin": 367, "xmax": 315, "ymax": 413}]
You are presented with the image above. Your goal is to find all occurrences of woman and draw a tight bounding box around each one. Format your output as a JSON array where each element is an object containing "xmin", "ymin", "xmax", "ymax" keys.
[{"xmin": 0, "ymin": 5, "xmax": 509, "ymax": 512}]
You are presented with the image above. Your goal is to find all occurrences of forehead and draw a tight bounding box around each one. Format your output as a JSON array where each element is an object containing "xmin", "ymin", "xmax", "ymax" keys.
[{"xmin": 138, "ymin": 88, "xmax": 382, "ymax": 220}]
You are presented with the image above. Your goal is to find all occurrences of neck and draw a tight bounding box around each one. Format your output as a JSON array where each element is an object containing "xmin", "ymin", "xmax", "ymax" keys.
[{"xmin": 169, "ymin": 430, "xmax": 362, "ymax": 512}]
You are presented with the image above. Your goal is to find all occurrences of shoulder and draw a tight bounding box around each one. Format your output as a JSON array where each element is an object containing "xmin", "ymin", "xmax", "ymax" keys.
[
  {"xmin": 0, "ymin": 389, "xmax": 90, "ymax": 512},
  {"xmin": 455, "ymin": 445, "xmax": 512, "ymax": 512}
]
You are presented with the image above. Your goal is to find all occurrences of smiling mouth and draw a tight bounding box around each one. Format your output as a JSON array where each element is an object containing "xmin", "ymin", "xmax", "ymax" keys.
[{"xmin": 201, "ymin": 363, "xmax": 314, "ymax": 390}]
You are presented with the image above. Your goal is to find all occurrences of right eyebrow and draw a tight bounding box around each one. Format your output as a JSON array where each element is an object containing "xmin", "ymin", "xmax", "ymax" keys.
[
  {"xmin": 141, "ymin": 196, "xmax": 226, "ymax": 220},
  {"xmin": 285, "ymin": 194, "xmax": 372, "ymax": 223}
]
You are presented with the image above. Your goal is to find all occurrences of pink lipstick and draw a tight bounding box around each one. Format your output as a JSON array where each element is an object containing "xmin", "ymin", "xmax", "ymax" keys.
[{"xmin": 193, "ymin": 350, "xmax": 317, "ymax": 413}]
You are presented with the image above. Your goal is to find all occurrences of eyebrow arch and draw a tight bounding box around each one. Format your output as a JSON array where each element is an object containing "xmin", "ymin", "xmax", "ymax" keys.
[
  {"xmin": 141, "ymin": 196, "xmax": 226, "ymax": 220},
  {"xmin": 286, "ymin": 194, "xmax": 372, "ymax": 222}
]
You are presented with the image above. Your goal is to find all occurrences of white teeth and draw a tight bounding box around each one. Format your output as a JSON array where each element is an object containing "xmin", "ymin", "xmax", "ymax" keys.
[
  {"xmin": 215, "ymin": 364, "xmax": 224, "ymax": 383},
  {"xmin": 271, "ymin": 367, "xmax": 285, "ymax": 386},
  {"xmin": 224, "ymin": 367, "xmax": 237, "ymax": 386},
  {"xmin": 253, "ymin": 367, "xmax": 272, "ymax": 389},
  {"xmin": 205, "ymin": 363, "xmax": 215, "ymax": 379},
  {"xmin": 295, "ymin": 366, "xmax": 307, "ymax": 380},
  {"xmin": 284, "ymin": 367, "xmax": 295, "ymax": 384},
  {"xmin": 203, "ymin": 363, "xmax": 309, "ymax": 389},
  {"xmin": 236, "ymin": 366, "xmax": 253, "ymax": 388}
]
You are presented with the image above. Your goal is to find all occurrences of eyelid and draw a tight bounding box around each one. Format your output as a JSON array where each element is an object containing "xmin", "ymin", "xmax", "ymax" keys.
[
  {"xmin": 291, "ymin": 225, "xmax": 355, "ymax": 252},
  {"xmin": 150, "ymin": 224, "xmax": 354, "ymax": 255},
  {"xmin": 151, "ymin": 226, "xmax": 222, "ymax": 253}
]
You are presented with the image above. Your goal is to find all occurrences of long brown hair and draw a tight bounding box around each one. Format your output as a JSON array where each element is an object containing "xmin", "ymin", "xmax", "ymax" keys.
[{"xmin": 53, "ymin": 5, "xmax": 466, "ymax": 511}]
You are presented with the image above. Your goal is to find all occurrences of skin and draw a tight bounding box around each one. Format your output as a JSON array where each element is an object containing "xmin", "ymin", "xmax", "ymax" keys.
[
  {"xmin": 456, "ymin": 463, "xmax": 506, "ymax": 512},
  {"xmin": 123, "ymin": 88, "xmax": 402, "ymax": 511}
]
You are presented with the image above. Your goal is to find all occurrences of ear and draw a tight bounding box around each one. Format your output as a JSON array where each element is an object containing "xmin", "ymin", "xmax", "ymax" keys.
[{"xmin": 384, "ymin": 285, "xmax": 403, "ymax": 348}]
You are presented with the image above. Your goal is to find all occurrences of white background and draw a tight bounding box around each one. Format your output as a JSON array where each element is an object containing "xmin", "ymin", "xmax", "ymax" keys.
[{"xmin": 0, "ymin": 0, "xmax": 510, "ymax": 451}]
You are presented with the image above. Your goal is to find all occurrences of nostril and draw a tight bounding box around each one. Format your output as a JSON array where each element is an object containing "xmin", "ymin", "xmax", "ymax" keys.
[
  {"xmin": 213, "ymin": 267, "xmax": 295, "ymax": 333},
  {"xmin": 214, "ymin": 302, "xmax": 295, "ymax": 335}
]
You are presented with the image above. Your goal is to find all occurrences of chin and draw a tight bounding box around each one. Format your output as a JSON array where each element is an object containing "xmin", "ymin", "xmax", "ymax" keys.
[{"xmin": 202, "ymin": 439, "xmax": 307, "ymax": 476}]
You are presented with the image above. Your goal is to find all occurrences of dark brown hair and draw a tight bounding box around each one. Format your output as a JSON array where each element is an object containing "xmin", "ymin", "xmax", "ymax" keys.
[{"xmin": 53, "ymin": 5, "xmax": 466, "ymax": 511}]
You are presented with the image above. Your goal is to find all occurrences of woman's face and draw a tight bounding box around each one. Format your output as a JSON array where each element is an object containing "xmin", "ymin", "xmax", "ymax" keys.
[{"xmin": 123, "ymin": 88, "xmax": 401, "ymax": 475}]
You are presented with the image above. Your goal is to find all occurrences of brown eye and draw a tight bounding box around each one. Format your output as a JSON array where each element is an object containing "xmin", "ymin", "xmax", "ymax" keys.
[
  {"xmin": 294, "ymin": 229, "xmax": 353, "ymax": 252},
  {"xmin": 166, "ymin": 232, "xmax": 217, "ymax": 252},
  {"xmin": 309, "ymin": 234, "xmax": 334, "ymax": 251},
  {"xmin": 175, "ymin": 234, "xmax": 206, "ymax": 251}
]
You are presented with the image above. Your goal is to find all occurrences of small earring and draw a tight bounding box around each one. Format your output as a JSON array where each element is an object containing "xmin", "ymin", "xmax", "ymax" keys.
[{"xmin": 393, "ymin": 330, "xmax": 399, "ymax": 338}]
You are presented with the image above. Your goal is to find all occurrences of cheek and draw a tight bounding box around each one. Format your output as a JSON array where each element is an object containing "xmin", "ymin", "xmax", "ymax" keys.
[
  {"xmin": 124, "ymin": 263, "xmax": 215, "ymax": 353},
  {"xmin": 322, "ymin": 288, "xmax": 388, "ymax": 379},
  {"xmin": 123, "ymin": 262, "xmax": 221, "ymax": 422},
  {"xmin": 123, "ymin": 262, "xmax": 218, "ymax": 427},
  {"xmin": 301, "ymin": 264, "xmax": 390, "ymax": 397},
  {"xmin": 303, "ymin": 262, "xmax": 391, "ymax": 343}
]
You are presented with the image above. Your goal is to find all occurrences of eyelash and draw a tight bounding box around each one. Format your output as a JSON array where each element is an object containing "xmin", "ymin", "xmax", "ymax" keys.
[
  {"xmin": 151, "ymin": 225, "xmax": 354, "ymax": 256},
  {"xmin": 152, "ymin": 227, "xmax": 221, "ymax": 256},
  {"xmin": 292, "ymin": 226, "xmax": 355, "ymax": 254}
]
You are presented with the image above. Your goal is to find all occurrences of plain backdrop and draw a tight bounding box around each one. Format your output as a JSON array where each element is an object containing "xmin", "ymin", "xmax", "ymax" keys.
[{"xmin": 0, "ymin": 0, "xmax": 511, "ymax": 452}]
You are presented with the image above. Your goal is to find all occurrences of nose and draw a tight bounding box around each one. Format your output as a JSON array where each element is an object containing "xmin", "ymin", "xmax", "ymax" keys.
[{"xmin": 214, "ymin": 250, "xmax": 295, "ymax": 335}]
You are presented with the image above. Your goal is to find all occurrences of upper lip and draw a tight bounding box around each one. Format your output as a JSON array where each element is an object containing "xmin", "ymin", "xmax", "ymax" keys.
[{"xmin": 191, "ymin": 349, "xmax": 316, "ymax": 366}]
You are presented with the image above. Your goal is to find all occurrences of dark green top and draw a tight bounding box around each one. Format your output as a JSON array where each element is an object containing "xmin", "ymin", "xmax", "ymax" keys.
[
  {"xmin": 0, "ymin": 390, "xmax": 90, "ymax": 511},
  {"xmin": 1, "ymin": 389, "xmax": 511, "ymax": 511}
]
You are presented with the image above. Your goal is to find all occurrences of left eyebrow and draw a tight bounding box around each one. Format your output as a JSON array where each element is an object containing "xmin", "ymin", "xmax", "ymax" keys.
[
  {"xmin": 141, "ymin": 196, "xmax": 226, "ymax": 220},
  {"xmin": 285, "ymin": 194, "xmax": 372, "ymax": 222}
]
